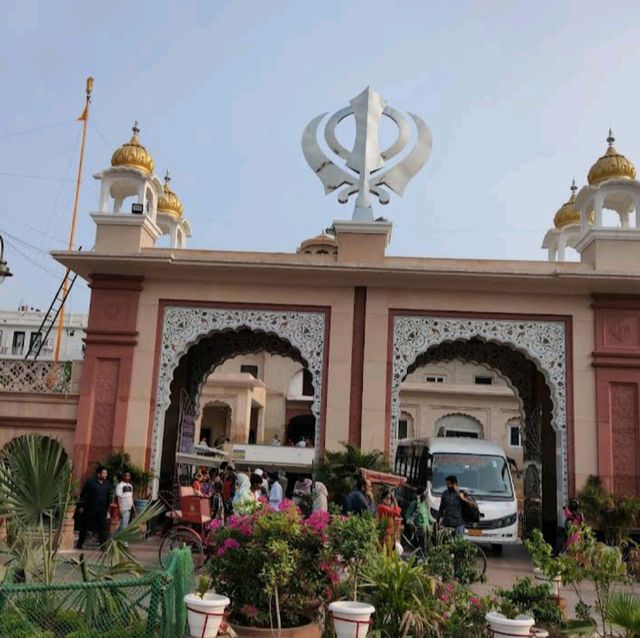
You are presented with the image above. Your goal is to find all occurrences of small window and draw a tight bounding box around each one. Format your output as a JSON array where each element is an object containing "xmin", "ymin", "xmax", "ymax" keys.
[
  {"xmin": 474, "ymin": 376, "xmax": 493, "ymax": 385},
  {"xmin": 509, "ymin": 425, "xmax": 522, "ymax": 447},
  {"xmin": 425, "ymin": 375, "xmax": 445, "ymax": 383},
  {"xmin": 12, "ymin": 331, "xmax": 25, "ymax": 356},
  {"xmin": 29, "ymin": 332, "xmax": 42, "ymax": 353},
  {"xmin": 398, "ymin": 419, "xmax": 408, "ymax": 439},
  {"xmin": 240, "ymin": 365, "xmax": 259, "ymax": 378}
]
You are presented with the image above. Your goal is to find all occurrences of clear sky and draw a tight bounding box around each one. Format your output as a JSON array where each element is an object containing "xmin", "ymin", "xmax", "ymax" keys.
[{"xmin": 1, "ymin": 0, "xmax": 639, "ymax": 312}]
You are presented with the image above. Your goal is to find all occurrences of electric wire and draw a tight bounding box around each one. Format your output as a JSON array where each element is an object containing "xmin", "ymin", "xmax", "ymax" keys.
[
  {"xmin": 2, "ymin": 236, "xmax": 62, "ymax": 279},
  {"xmin": 0, "ymin": 119, "xmax": 74, "ymax": 142}
]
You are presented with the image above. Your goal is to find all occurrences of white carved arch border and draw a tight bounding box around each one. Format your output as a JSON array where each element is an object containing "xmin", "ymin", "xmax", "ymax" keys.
[
  {"xmin": 392, "ymin": 314, "xmax": 567, "ymax": 520},
  {"xmin": 151, "ymin": 305, "xmax": 327, "ymax": 483}
]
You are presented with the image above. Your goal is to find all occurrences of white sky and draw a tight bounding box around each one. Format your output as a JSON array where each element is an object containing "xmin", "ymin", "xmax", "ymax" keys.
[{"xmin": 1, "ymin": 0, "xmax": 639, "ymax": 312}]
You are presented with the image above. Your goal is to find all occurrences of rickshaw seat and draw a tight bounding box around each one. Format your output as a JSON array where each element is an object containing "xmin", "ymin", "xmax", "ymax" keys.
[
  {"xmin": 180, "ymin": 486, "xmax": 195, "ymax": 497},
  {"xmin": 180, "ymin": 495, "xmax": 211, "ymax": 525}
]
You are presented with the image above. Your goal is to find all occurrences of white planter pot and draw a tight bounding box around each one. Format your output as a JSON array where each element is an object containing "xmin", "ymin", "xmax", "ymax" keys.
[
  {"xmin": 485, "ymin": 612, "xmax": 535, "ymax": 637},
  {"xmin": 184, "ymin": 593, "xmax": 230, "ymax": 638},
  {"xmin": 329, "ymin": 601, "xmax": 375, "ymax": 638},
  {"xmin": 533, "ymin": 568, "xmax": 562, "ymax": 597}
]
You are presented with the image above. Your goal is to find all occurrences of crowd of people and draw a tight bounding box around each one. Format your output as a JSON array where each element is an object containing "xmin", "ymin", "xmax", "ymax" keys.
[
  {"xmin": 343, "ymin": 473, "xmax": 476, "ymax": 554},
  {"xmin": 74, "ymin": 460, "xmax": 473, "ymax": 553},
  {"xmin": 190, "ymin": 462, "xmax": 329, "ymax": 523}
]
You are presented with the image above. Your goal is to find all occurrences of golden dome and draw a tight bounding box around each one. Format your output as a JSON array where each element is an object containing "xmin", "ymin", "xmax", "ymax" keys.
[
  {"xmin": 587, "ymin": 130, "xmax": 636, "ymax": 185},
  {"xmin": 297, "ymin": 231, "xmax": 338, "ymax": 255},
  {"xmin": 158, "ymin": 171, "xmax": 184, "ymax": 218},
  {"xmin": 111, "ymin": 121, "xmax": 155, "ymax": 174},
  {"xmin": 553, "ymin": 180, "xmax": 594, "ymax": 228}
]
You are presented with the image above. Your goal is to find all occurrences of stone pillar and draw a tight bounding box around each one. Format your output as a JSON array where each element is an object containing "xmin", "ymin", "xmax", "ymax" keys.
[
  {"xmin": 592, "ymin": 295, "xmax": 640, "ymax": 495},
  {"xmin": 73, "ymin": 275, "xmax": 143, "ymax": 479}
]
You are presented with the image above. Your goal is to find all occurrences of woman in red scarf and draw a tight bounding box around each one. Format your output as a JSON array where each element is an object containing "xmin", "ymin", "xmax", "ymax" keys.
[{"xmin": 377, "ymin": 488, "xmax": 402, "ymax": 554}]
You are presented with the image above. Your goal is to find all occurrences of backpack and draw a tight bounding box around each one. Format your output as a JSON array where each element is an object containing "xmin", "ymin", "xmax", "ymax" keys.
[{"xmin": 461, "ymin": 494, "xmax": 480, "ymax": 524}]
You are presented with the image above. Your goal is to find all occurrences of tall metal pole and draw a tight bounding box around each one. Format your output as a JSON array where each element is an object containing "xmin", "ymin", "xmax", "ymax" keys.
[{"xmin": 53, "ymin": 77, "xmax": 93, "ymax": 364}]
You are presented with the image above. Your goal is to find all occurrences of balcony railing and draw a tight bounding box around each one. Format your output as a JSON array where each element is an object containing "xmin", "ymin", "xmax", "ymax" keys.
[{"xmin": 0, "ymin": 359, "xmax": 74, "ymax": 394}]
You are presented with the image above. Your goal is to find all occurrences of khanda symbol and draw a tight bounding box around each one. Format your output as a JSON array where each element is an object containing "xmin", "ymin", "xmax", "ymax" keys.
[{"xmin": 302, "ymin": 87, "xmax": 432, "ymax": 221}]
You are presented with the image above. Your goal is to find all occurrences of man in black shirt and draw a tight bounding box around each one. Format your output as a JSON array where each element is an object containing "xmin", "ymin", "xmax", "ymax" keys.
[
  {"xmin": 437, "ymin": 475, "xmax": 474, "ymax": 538},
  {"xmin": 344, "ymin": 477, "xmax": 376, "ymax": 516},
  {"xmin": 76, "ymin": 465, "xmax": 111, "ymax": 549}
]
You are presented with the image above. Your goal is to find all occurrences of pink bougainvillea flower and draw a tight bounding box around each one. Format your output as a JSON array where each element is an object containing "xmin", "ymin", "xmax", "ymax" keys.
[
  {"xmin": 470, "ymin": 596, "xmax": 480, "ymax": 607},
  {"xmin": 207, "ymin": 519, "xmax": 223, "ymax": 530}
]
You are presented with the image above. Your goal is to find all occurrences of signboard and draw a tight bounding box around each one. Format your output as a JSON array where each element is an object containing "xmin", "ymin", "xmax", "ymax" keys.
[{"xmin": 179, "ymin": 414, "xmax": 196, "ymax": 454}]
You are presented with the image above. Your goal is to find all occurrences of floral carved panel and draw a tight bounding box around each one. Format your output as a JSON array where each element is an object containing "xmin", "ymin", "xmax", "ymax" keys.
[
  {"xmin": 392, "ymin": 314, "xmax": 568, "ymax": 511},
  {"xmin": 610, "ymin": 383, "xmax": 640, "ymax": 496},
  {"xmin": 151, "ymin": 306, "xmax": 327, "ymax": 479}
]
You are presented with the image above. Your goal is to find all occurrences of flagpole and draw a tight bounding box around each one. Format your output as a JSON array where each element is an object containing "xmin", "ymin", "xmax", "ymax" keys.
[{"xmin": 53, "ymin": 77, "xmax": 93, "ymax": 364}]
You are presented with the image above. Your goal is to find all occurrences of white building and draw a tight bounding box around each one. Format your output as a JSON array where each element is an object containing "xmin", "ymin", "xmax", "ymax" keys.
[{"xmin": 0, "ymin": 307, "xmax": 87, "ymax": 360}]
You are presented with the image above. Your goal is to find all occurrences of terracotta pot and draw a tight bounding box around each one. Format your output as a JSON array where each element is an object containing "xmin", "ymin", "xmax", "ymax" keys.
[{"xmin": 229, "ymin": 621, "xmax": 321, "ymax": 638}]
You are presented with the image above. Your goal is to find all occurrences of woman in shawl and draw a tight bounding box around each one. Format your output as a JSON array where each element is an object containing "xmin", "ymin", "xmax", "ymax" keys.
[
  {"xmin": 232, "ymin": 473, "xmax": 256, "ymax": 515},
  {"xmin": 312, "ymin": 481, "xmax": 328, "ymax": 513}
]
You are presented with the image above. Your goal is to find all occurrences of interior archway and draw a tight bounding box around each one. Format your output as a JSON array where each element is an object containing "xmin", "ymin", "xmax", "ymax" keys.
[
  {"xmin": 400, "ymin": 337, "xmax": 556, "ymax": 538},
  {"xmin": 158, "ymin": 327, "xmax": 318, "ymax": 488}
]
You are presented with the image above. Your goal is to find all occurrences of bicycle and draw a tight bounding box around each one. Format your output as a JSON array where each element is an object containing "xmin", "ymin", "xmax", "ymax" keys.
[{"xmin": 403, "ymin": 521, "xmax": 487, "ymax": 582}]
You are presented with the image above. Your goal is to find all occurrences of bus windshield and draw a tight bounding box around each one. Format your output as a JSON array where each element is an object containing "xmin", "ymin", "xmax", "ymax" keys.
[{"xmin": 431, "ymin": 453, "xmax": 513, "ymax": 500}]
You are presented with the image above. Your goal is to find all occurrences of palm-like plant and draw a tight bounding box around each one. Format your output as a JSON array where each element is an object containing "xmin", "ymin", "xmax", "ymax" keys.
[
  {"xmin": 578, "ymin": 476, "xmax": 640, "ymax": 547},
  {"xmin": 315, "ymin": 442, "xmax": 388, "ymax": 505},
  {"xmin": 607, "ymin": 591, "xmax": 640, "ymax": 638},
  {"xmin": 363, "ymin": 553, "xmax": 442, "ymax": 638},
  {"xmin": 0, "ymin": 434, "xmax": 73, "ymax": 584}
]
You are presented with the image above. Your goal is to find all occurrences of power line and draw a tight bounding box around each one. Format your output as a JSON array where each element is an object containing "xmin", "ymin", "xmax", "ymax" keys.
[
  {"xmin": 2, "ymin": 236, "xmax": 62, "ymax": 279},
  {"xmin": 0, "ymin": 214, "xmax": 68, "ymax": 245},
  {"xmin": 0, "ymin": 171, "xmax": 79, "ymax": 183},
  {"xmin": 0, "ymin": 119, "xmax": 74, "ymax": 142},
  {"xmin": 0, "ymin": 227, "xmax": 55, "ymax": 256}
]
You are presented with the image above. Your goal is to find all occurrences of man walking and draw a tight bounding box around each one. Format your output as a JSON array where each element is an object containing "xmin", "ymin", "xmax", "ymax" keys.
[
  {"xmin": 437, "ymin": 475, "xmax": 474, "ymax": 538},
  {"xmin": 76, "ymin": 465, "xmax": 111, "ymax": 549},
  {"xmin": 115, "ymin": 471, "xmax": 135, "ymax": 532}
]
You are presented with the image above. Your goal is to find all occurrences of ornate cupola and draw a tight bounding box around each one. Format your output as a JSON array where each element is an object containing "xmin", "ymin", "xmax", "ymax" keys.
[
  {"xmin": 543, "ymin": 180, "xmax": 593, "ymax": 261},
  {"xmin": 91, "ymin": 121, "xmax": 164, "ymax": 253},
  {"xmin": 111, "ymin": 121, "xmax": 155, "ymax": 174},
  {"xmin": 156, "ymin": 171, "xmax": 192, "ymax": 248},
  {"xmin": 296, "ymin": 230, "xmax": 338, "ymax": 255},
  {"xmin": 576, "ymin": 130, "xmax": 640, "ymax": 229},
  {"xmin": 573, "ymin": 130, "xmax": 640, "ymax": 271}
]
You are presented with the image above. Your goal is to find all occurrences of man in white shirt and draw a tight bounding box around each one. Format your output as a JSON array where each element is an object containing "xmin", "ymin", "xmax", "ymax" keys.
[
  {"xmin": 295, "ymin": 437, "xmax": 307, "ymax": 448},
  {"xmin": 272, "ymin": 434, "xmax": 282, "ymax": 446},
  {"xmin": 116, "ymin": 471, "xmax": 135, "ymax": 532},
  {"xmin": 269, "ymin": 473, "xmax": 283, "ymax": 510}
]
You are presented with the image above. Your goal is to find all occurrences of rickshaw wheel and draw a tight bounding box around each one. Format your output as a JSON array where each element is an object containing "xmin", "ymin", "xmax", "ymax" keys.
[{"xmin": 159, "ymin": 526, "xmax": 207, "ymax": 570}]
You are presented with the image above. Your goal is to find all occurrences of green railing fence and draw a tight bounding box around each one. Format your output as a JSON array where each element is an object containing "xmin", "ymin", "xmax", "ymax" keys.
[{"xmin": 0, "ymin": 547, "xmax": 194, "ymax": 638}]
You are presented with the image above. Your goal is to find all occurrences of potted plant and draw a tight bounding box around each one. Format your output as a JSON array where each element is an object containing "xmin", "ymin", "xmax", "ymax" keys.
[
  {"xmin": 327, "ymin": 514, "xmax": 379, "ymax": 638},
  {"xmin": 131, "ymin": 465, "xmax": 153, "ymax": 512},
  {"xmin": 208, "ymin": 503, "xmax": 335, "ymax": 636},
  {"xmin": 525, "ymin": 529, "xmax": 564, "ymax": 603},
  {"xmin": 486, "ymin": 599, "xmax": 535, "ymax": 638},
  {"xmin": 184, "ymin": 575, "xmax": 230, "ymax": 638}
]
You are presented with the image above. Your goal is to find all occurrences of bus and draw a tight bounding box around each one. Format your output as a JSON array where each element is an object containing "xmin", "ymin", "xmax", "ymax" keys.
[{"xmin": 395, "ymin": 436, "xmax": 518, "ymax": 552}]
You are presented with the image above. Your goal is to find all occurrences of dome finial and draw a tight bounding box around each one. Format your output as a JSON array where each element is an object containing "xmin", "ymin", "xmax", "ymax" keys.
[
  {"xmin": 607, "ymin": 128, "xmax": 615, "ymax": 148},
  {"xmin": 164, "ymin": 169, "xmax": 171, "ymax": 185},
  {"xmin": 132, "ymin": 120, "xmax": 140, "ymax": 137},
  {"xmin": 570, "ymin": 178, "xmax": 577, "ymax": 196}
]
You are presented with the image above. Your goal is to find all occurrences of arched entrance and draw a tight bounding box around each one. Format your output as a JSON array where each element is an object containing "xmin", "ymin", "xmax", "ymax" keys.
[
  {"xmin": 150, "ymin": 304, "xmax": 328, "ymax": 489},
  {"xmin": 391, "ymin": 313, "xmax": 569, "ymax": 534}
]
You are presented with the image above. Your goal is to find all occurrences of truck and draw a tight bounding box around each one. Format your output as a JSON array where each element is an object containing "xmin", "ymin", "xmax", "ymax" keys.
[{"xmin": 394, "ymin": 436, "xmax": 518, "ymax": 553}]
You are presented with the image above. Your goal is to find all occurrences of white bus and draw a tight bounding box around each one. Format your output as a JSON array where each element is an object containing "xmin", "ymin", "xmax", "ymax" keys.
[{"xmin": 395, "ymin": 437, "xmax": 518, "ymax": 552}]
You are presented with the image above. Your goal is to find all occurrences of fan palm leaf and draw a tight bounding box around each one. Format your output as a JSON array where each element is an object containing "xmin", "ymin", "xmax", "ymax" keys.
[{"xmin": 607, "ymin": 591, "xmax": 640, "ymax": 637}]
